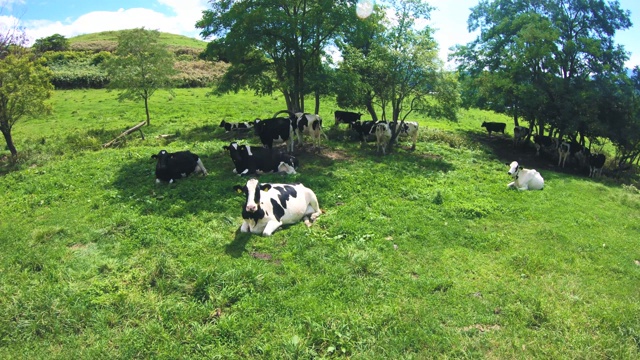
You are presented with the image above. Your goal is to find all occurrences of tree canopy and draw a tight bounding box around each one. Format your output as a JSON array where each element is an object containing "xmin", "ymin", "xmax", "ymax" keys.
[
  {"xmin": 33, "ymin": 34, "xmax": 69, "ymax": 54},
  {"xmin": 103, "ymin": 28, "xmax": 176, "ymax": 125}
]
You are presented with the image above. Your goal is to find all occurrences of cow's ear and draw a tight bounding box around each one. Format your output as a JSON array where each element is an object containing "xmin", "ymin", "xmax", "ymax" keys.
[
  {"xmin": 151, "ymin": 154, "xmax": 157, "ymax": 159},
  {"xmin": 233, "ymin": 185, "xmax": 244, "ymax": 194},
  {"xmin": 223, "ymin": 146, "xmax": 229, "ymax": 151},
  {"xmin": 260, "ymin": 184, "xmax": 272, "ymax": 191},
  {"xmin": 519, "ymin": 166, "xmax": 523, "ymax": 170},
  {"xmin": 504, "ymin": 162, "xmax": 509, "ymax": 166}
]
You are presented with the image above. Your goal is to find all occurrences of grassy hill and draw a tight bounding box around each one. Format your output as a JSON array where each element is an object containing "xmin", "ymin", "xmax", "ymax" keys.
[
  {"xmin": 0, "ymin": 89, "xmax": 639, "ymax": 358},
  {"xmin": 69, "ymin": 30, "xmax": 208, "ymax": 54}
]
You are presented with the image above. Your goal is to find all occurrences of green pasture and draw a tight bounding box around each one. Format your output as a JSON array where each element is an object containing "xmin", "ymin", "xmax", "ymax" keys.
[{"xmin": 1, "ymin": 89, "xmax": 639, "ymax": 359}]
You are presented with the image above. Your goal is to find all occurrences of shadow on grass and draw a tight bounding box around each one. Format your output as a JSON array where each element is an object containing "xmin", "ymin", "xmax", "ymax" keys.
[
  {"xmin": 180, "ymin": 125, "xmax": 254, "ymax": 143},
  {"xmin": 225, "ymin": 230, "xmax": 252, "ymax": 258}
]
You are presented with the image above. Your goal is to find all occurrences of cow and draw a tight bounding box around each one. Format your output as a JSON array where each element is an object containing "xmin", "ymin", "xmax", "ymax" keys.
[
  {"xmin": 389, "ymin": 121, "xmax": 419, "ymax": 150},
  {"xmin": 589, "ymin": 153, "xmax": 606, "ymax": 178},
  {"xmin": 374, "ymin": 121, "xmax": 392, "ymax": 155},
  {"xmin": 253, "ymin": 116, "xmax": 295, "ymax": 152},
  {"xmin": 481, "ymin": 121, "xmax": 506, "ymax": 135},
  {"xmin": 219, "ymin": 120, "xmax": 253, "ymax": 133},
  {"xmin": 533, "ymin": 135, "xmax": 560, "ymax": 157},
  {"xmin": 151, "ymin": 150, "xmax": 208, "ymax": 184},
  {"xmin": 513, "ymin": 126, "xmax": 530, "ymax": 147},
  {"xmin": 223, "ymin": 142, "xmax": 298, "ymax": 175},
  {"xmin": 334, "ymin": 110, "xmax": 362, "ymax": 126},
  {"xmin": 295, "ymin": 112, "xmax": 326, "ymax": 148},
  {"xmin": 505, "ymin": 161, "xmax": 544, "ymax": 190},
  {"xmin": 558, "ymin": 142, "xmax": 570, "ymax": 168},
  {"xmin": 350, "ymin": 120, "xmax": 376, "ymax": 143},
  {"xmin": 233, "ymin": 178, "xmax": 322, "ymax": 236}
]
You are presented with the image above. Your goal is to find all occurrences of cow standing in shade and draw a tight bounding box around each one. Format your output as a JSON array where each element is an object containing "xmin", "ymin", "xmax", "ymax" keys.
[
  {"xmin": 334, "ymin": 110, "xmax": 362, "ymax": 126},
  {"xmin": 481, "ymin": 121, "xmax": 506, "ymax": 136},
  {"xmin": 374, "ymin": 121, "xmax": 392, "ymax": 155},
  {"xmin": 253, "ymin": 116, "xmax": 296, "ymax": 152},
  {"xmin": 295, "ymin": 112, "xmax": 326, "ymax": 148},
  {"xmin": 506, "ymin": 161, "xmax": 544, "ymax": 190},
  {"xmin": 233, "ymin": 178, "xmax": 322, "ymax": 236},
  {"xmin": 151, "ymin": 150, "xmax": 208, "ymax": 184},
  {"xmin": 589, "ymin": 153, "xmax": 606, "ymax": 178},
  {"xmin": 350, "ymin": 120, "xmax": 376, "ymax": 143},
  {"xmin": 389, "ymin": 121, "xmax": 419, "ymax": 150},
  {"xmin": 513, "ymin": 126, "xmax": 530, "ymax": 147}
]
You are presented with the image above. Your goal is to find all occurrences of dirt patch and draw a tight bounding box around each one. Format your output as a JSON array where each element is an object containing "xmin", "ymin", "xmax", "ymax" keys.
[
  {"xmin": 251, "ymin": 252, "xmax": 273, "ymax": 261},
  {"xmin": 318, "ymin": 148, "xmax": 351, "ymax": 161},
  {"xmin": 68, "ymin": 243, "xmax": 88, "ymax": 250}
]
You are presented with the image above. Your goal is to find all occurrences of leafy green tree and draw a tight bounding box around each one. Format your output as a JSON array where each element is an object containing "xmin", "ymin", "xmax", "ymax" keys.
[
  {"xmin": 196, "ymin": 0, "xmax": 355, "ymax": 112},
  {"xmin": 454, "ymin": 0, "xmax": 631, "ymax": 141},
  {"xmin": 0, "ymin": 52, "xmax": 53, "ymax": 156},
  {"xmin": 32, "ymin": 34, "xmax": 69, "ymax": 53},
  {"xmin": 103, "ymin": 28, "xmax": 176, "ymax": 125}
]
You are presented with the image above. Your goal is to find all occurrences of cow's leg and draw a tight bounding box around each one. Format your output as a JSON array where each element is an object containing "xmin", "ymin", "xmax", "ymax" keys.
[
  {"xmin": 507, "ymin": 181, "xmax": 515, "ymax": 188},
  {"xmin": 411, "ymin": 133, "xmax": 417, "ymax": 150},
  {"xmin": 240, "ymin": 220, "xmax": 250, "ymax": 233},
  {"xmin": 262, "ymin": 220, "xmax": 282, "ymax": 236},
  {"xmin": 196, "ymin": 158, "xmax": 208, "ymax": 176}
]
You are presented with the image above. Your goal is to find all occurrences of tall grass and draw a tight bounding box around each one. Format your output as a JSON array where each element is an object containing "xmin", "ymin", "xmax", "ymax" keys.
[{"xmin": 0, "ymin": 88, "xmax": 639, "ymax": 358}]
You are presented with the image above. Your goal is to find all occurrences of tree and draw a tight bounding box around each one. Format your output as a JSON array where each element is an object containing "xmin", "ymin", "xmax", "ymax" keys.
[
  {"xmin": 32, "ymin": 34, "xmax": 69, "ymax": 53},
  {"xmin": 454, "ymin": 0, "xmax": 632, "ymax": 142},
  {"xmin": 103, "ymin": 28, "xmax": 176, "ymax": 125},
  {"xmin": 0, "ymin": 52, "xmax": 53, "ymax": 156},
  {"xmin": 196, "ymin": 0, "xmax": 355, "ymax": 112}
]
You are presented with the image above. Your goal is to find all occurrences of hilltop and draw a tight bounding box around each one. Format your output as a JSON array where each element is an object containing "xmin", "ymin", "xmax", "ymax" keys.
[{"xmin": 68, "ymin": 30, "xmax": 208, "ymax": 54}]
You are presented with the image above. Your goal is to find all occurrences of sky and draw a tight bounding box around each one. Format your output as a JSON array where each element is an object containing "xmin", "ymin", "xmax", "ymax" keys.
[{"xmin": 1, "ymin": 0, "xmax": 639, "ymax": 69}]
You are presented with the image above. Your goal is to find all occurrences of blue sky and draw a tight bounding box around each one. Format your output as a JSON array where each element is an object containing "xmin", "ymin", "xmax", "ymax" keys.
[{"xmin": 1, "ymin": 0, "xmax": 639, "ymax": 68}]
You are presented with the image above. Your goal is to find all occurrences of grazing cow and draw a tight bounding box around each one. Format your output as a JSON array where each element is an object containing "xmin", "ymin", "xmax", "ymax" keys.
[
  {"xmin": 506, "ymin": 161, "xmax": 544, "ymax": 190},
  {"xmin": 295, "ymin": 112, "xmax": 326, "ymax": 147},
  {"xmin": 233, "ymin": 178, "xmax": 322, "ymax": 236},
  {"xmin": 481, "ymin": 121, "xmax": 506, "ymax": 135},
  {"xmin": 374, "ymin": 121, "xmax": 392, "ymax": 155},
  {"xmin": 219, "ymin": 120, "xmax": 253, "ymax": 133},
  {"xmin": 558, "ymin": 142, "xmax": 570, "ymax": 168},
  {"xmin": 151, "ymin": 150, "xmax": 208, "ymax": 184},
  {"xmin": 223, "ymin": 142, "xmax": 298, "ymax": 175},
  {"xmin": 533, "ymin": 135, "xmax": 560, "ymax": 157},
  {"xmin": 513, "ymin": 126, "xmax": 530, "ymax": 147},
  {"xmin": 350, "ymin": 120, "xmax": 376, "ymax": 143},
  {"xmin": 589, "ymin": 153, "xmax": 606, "ymax": 178},
  {"xmin": 253, "ymin": 116, "xmax": 295, "ymax": 152},
  {"xmin": 334, "ymin": 110, "xmax": 362, "ymax": 126},
  {"xmin": 389, "ymin": 121, "xmax": 419, "ymax": 150}
]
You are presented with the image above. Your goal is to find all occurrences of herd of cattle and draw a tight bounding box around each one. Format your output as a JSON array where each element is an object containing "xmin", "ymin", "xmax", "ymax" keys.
[
  {"xmin": 481, "ymin": 121, "xmax": 607, "ymax": 178},
  {"xmin": 149, "ymin": 113, "xmax": 608, "ymax": 235}
]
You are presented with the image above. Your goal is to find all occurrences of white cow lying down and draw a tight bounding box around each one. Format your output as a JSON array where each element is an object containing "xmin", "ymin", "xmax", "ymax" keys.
[
  {"xmin": 506, "ymin": 161, "xmax": 544, "ymax": 190},
  {"xmin": 233, "ymin": 178, "xmax": 322, "ymax": 236}
]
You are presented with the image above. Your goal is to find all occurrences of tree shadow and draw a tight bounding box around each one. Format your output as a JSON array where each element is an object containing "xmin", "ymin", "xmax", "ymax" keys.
[{"xmin": 180, "ymin": 125, "xmax": 254, "ymax": 143}]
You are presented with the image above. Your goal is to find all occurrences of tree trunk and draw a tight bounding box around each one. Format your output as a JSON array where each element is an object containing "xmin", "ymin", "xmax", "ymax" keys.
[
  {"xmin": 1, "ymin": 128, "xmax": 17, "ymax": 156},
  {"xmin": 144, "ymin": 95, "xmax": 151, "ymax": 126},
  {"xmin": 314, "ymin": 89, "xmax": 320, "ymax": 115}
]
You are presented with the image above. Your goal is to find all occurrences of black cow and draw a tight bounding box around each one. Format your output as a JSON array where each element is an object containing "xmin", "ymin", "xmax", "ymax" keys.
[
  {"xmin": 223, "ymin": 142, "xmax": 299, "ymax": 175},
  {"xmin": 350, "ymin": 120, "xmax": 377, "ymax": 142},
  {"xmin": 334, "ymin": 110, "xmax": 362, "ymax": 126},
  {"xmin": 151, "ymin": 150, "xmax": 208, "ymax": 183},
  {"xmin": 253, "ymin": 116, "xmax": 295, "ymax": 152},
  {"xmin": 481, "ymin": 121, "xmax": 506, "ymax": 135},
  {"xmin": 513, "ymin": 126, "xmax": 530, "ymax": 147},
  {"xmin": 589, "ymin": 153, "xmax": 606, "ymax": 178},
  {"xmin": 533, "ymin": 135, "xmax": 559, "ymax": 156},
  {"xmin": 219, "ymin": 120, "xmax": 253, "ymax": 132}
]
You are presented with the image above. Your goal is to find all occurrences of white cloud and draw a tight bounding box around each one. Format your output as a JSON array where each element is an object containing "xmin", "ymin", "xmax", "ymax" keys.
[{"xmin": 12, "ymin": 0, "xmax": 209, "ymax": 45}]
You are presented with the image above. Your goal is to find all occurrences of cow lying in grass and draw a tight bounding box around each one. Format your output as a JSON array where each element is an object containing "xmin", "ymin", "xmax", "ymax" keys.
[
  {"xmin": 223, "ymin": 142, "xmax": 298, "ymax": 175},
  {"xmin": 505, "ymin": 161, "xmax": 544, "ymax": 190},
  {"xmin": 233, "ymin": 178, "xmax": 322, "ymax": 236},
  {"xmin": 151, "ymin": 150, "xmax": 208, "ymax": 184}
]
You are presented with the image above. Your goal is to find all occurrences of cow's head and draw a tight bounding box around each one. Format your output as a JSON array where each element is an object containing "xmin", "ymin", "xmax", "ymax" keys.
[
  {"xmin": 233, "ymin": 178, "xmax": 272, "ymax": 212},
  {"xmin": 219, "ymin": 120, "xmax": 226, "ymax": 128},
  {"xmin": 223, "ymin": 142, "xmax": 244, "ymax": 162},
  {"xmin": 152, "ymin": 150, "xmax": 172, "ymax": 168},
  {"xmin": 481, "ymin": 121, "xmax": 487, "ymax": 127},
  {"xmin": 506, "ymin": 161, "xmax": 522, "ymax": 177}
]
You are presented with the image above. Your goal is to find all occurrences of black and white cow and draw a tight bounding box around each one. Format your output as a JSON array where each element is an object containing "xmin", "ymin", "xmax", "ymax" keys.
[
  {"xmin": 533, "ymin": 135, "xmax": 559, "ymax": 157},
  {"xmin": 223, "ymin": 142, "xmax": 298, "ymax": 175},
  {"xmin": 295, "ymin": 112, "xmax": 325, "ymax": 147},
  {"xmin": 589, "ymin": 153, "xmax": 606, "ymax": 178},
  {"xmin": 481, "ymin": 121, "xmax": 506, "ymax": 135},
  {"xmin": 558, "ymin": 142, "xmax": 570, "ymax": 168},
  {"xmin": 506, "ymin": 161, "xmax": 544, "ymax": 190},
  {"xmin": 334, "ymin": 110, "xmax": 362, "ymax": 126},
  {"xmin": 350, "ymin": 120, "xmax": 377, "ymax": 143},
  {"xmin": 253, "ymin": 116, "xmax": 295, "ymax": 152},
  {"xmin": 233, "ymin": 178, "xmax": 322, "ymax": 236},
  {"xmin": 374, "ymin": 121, "xmax": 392, "ymax": 155},
  {"xmin": 219, "ymin": 120, "xmax": 253, "ymax": 132},
  {"xmin": 513, "ymin": 126, "xmax": 530, "ymax": 147},
  {"xmin": 151, "ymin": 150, "xmax": 208, "ymax": 184},
  {"xmin": 389, "ymin": 121, "xmax": 419, "ymax": 150}
]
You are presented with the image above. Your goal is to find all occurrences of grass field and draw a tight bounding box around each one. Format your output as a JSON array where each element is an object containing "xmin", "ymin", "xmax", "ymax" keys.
[{"xmin": 1, "ymin": 88, "xmax": 639, "ymax": 359}]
